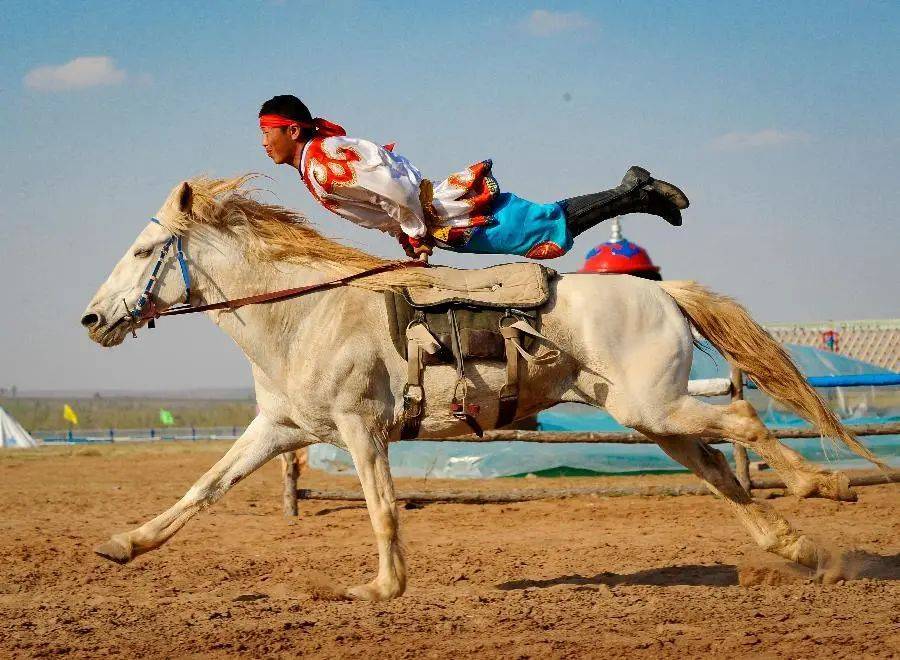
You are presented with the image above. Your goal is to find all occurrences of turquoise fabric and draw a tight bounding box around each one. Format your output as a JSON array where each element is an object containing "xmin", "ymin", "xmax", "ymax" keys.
[{"xmin": 456, "ymin": 193, "xmax": 573, "ymax": 258}]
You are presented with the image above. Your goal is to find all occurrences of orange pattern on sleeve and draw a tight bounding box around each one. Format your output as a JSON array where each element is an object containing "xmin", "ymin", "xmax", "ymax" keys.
[{"xmin": 302, "ymin": 138, "xmax": 362, "ymax": 210}]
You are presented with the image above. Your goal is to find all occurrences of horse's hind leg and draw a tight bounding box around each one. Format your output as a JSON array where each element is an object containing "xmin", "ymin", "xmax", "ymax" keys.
[
  {"xmin": 678, "ymin": 397, "xmax": 855, "ymax": 501},
  {"xmin": 95, "ymin": 415, "xmax": 304, "ymax": 564},
  {"xmin": 610, "ymin": 387, "xmax": 855, "ymax": 501},
  {"xmin": 647, "ymin": 433, "xmax": 824, "ymax": 569}
]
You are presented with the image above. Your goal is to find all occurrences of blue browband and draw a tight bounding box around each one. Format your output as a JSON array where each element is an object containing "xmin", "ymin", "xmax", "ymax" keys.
[{"xmin": 130, "ymin": 218, "xmax": 192, "ymax": 322}]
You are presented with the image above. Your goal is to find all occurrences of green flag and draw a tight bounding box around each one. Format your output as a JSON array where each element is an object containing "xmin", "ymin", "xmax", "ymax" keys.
[{"xmin": 159, "ymin": 409, "xmax": 175, "ymax": 426}]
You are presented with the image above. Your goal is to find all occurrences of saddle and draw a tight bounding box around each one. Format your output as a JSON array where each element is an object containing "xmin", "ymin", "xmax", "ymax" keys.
[{"xmin": 384, "ymin": 263, "xmax": 560, "ymax": 438}]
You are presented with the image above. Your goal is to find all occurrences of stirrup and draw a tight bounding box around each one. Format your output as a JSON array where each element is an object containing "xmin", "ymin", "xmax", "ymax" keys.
[{"xmin": 451, "ymin": 379, "xmax": 483, "ymax": 437}]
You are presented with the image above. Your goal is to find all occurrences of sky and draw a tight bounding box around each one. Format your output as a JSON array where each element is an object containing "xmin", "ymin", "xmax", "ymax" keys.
[{"xmin": 1, "ymin": 1, "xmax": 898, "ymax": 393}]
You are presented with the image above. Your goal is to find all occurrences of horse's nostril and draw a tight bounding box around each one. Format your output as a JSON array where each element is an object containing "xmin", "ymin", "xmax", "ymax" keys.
[{"xmin": 81, "ymin": 313, "xmax": 101, "ymax": 328}]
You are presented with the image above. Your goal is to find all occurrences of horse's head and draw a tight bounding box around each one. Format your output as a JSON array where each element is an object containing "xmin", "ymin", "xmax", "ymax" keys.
[
  {"xmin": 82, "ymin": 174, "xmax": 430, "ymax": 347},
  {"xmin": 81, "ymin": 180, "xmax": 203, "ymax": 347}
]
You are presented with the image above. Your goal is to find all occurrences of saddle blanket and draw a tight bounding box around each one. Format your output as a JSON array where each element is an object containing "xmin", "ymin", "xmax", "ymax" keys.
[
  {"xmin": 404, "ymin": 262, "xmax": 555, "ymax": 309},
  {"xmin": 385, "ymin": 263, "xmax": 557, "ymax": 363}
]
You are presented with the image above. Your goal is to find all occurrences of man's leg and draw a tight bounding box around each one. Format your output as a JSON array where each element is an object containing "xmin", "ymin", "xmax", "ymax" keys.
[{"xmin": 559, "ymin": 166, "xmax": 689, "ymax": 236}]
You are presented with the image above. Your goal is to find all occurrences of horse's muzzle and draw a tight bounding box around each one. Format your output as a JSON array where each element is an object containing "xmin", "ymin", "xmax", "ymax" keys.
[{"xmin": 81, "ymin": 310, "xmax": 131, "ymax": 347}]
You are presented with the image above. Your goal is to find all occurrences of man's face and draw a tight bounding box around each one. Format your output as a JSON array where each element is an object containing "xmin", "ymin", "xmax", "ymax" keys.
[{"xmin": 261, "ymin": 125, "xmax": 301, "ymax": 165}]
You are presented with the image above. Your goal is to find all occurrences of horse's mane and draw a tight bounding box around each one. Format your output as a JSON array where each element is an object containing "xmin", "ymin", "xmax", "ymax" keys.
[{"xmin": 165, "ymin": 174, "xmax": 436, "ymax": 291}]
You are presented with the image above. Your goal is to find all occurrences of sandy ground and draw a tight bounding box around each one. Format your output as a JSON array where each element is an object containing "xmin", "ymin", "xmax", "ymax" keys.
[{"xmin": 1, "ymin": 441, "xmax": 897, "ymax": 659}]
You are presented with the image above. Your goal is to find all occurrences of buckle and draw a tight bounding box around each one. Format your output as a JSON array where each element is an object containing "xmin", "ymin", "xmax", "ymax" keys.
[{"xmin": 499, "ymin": 384, "xmax": 518, "ymax": 401}]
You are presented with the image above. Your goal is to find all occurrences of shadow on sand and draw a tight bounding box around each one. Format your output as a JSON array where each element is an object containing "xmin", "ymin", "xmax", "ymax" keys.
[
  {"xmin": 837, "ymin": 550, "xmax": 900, "ymax": 581},
  {"xmin": 313, "ymin": 504, "xmax": 367, "ymax": 516},
  {"xmin": 496, "ymin": 551, "xmax": 900, "ymax": 591},
  {"xmin": 496, "ymin": 564, "xmax": 739, "ymax": 590}
]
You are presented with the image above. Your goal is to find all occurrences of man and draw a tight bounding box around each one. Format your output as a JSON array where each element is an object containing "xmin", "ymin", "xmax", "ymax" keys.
[{"xmin": 259, "ymin": 94, "xmax": 688, "ymax": 259}]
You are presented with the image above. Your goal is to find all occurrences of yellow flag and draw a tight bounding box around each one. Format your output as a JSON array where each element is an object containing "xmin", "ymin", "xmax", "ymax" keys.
[{"xmin": 63, "ymin": 404, "xmax": 79, "ymax": 425}]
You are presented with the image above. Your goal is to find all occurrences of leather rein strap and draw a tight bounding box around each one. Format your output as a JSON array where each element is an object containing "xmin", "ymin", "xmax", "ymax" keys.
[
  {"xmin": 134, "ymin": 219, "xmax": 428, "ymax": 323},
  {"xmin": 142, "ymin": 260, "xmax": 428, "ymax": 322}
]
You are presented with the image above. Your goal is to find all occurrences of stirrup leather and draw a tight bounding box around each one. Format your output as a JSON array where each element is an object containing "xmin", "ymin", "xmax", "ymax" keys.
[
  {"xmin": 496, "ymin": 313, "xmax": 560, "ymax": 428},
  {"xmin": 400, "ymin": 317, "xmax": 436, "ymax": 439}
]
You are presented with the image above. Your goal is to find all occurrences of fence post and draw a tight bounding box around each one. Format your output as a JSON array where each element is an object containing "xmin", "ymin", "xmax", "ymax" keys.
[
  {"xmin": 281, "ymin": 451, "xmax": 301, "ymax": 517},
  {"xmin": 730, "ymin": 365, "xmax": 752, "ymax": 492}
]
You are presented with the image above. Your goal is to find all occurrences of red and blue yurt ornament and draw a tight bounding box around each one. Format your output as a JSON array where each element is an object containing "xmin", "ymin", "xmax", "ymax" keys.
[{"xmin": 579, "ymin": 218, "xmax": 661, "ymax": 280}]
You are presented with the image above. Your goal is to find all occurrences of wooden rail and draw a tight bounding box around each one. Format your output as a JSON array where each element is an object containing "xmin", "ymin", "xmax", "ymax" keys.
[
  {"xmin": 296, "ymin": 470, "xmax": 898, "ymax": 504},
  {"xmin": 280, "ymin": 421, "xmax": 899, "ymax": 513},
  {"xmin": 730, "ymin": 364, "xmax": 752, "ymax": 490},
  {"xmin": 421, "ymin": 421, "xmax": 900, "ymax": 444}
]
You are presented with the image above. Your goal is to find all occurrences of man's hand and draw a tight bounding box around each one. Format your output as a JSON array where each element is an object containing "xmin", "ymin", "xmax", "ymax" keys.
[{"xmin": 397, "ymin": 233, "xmax": 433, "ymax": 259}]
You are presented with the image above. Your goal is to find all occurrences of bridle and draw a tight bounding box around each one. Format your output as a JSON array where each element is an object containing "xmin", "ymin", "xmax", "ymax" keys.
[
  {"xmin": 125, "ymin": 218, "xmax": 192, "ymax": 329},
  {"xmin": 125, "ymin": 218, "xmax": 427, "ymax": 335}
]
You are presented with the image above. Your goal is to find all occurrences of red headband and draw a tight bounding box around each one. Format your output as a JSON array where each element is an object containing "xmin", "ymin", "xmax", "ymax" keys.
[{"xmin": 259, "ymin": 114, "xmax": 346, "ymax": 137}]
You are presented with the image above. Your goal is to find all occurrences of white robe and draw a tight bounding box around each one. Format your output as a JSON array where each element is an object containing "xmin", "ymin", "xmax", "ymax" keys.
[{"xmin": 300, "ymin": 136, "xmax": 499, "ymax": 245}]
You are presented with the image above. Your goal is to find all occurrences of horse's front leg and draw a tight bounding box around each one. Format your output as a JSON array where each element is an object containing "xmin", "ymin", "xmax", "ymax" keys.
[
  {"xmin": 336, "ymin": 413, "xmax": 406, "ymax": 601},
  {"xmin": 95, "ymin": 415, "xmax": 305, "ymax": 564}
]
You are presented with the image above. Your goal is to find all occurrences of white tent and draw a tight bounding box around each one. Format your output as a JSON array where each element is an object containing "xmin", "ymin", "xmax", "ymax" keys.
[{"xmin": 0, "ymin": 407, "xmax": 38, "ymax": 448}]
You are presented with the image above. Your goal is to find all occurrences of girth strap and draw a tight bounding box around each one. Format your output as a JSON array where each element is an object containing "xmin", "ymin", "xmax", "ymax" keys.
[
  {"xmin": 503, "ymin": 319, "xmax": 560, "ymax": 365},
  {"xmin": 497, "ymin": 322, "xmax": 521, "ymax": 429},
  {"xmin": 400, "ymin": 317, "xmax": 433, "ymax": 439},
  {"xmin": 496, "ymin": 316, "xmax": 560, "ymax": 428}
]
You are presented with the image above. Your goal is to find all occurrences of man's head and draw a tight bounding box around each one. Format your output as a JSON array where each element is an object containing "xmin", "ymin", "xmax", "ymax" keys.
[{"xmin": 259, "ymin": 95, "xmax": 314, "ymax": 166}]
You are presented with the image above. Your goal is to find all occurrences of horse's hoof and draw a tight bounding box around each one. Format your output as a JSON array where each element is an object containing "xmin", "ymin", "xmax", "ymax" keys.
[
  {"xmin": 819, "ymin": 471, "xmax": 857, "ymax": 502},
  {"xmin": 345, "ymin": 581, "xmax": 401, "ymax": 602},
  {"xmin": 94, "ymin": 536, "xmax": 133, "ymax": 564},
  {"xmin": 776, "ymin": 534, "xmax": 820, "ymax": 570},
  {"xmin": 791, "ymin": 471, "xmax": 857, "ymax": 502},
  {"xmin": 814, "ymin": 547, "xmax": 849, "ymax": 584}
]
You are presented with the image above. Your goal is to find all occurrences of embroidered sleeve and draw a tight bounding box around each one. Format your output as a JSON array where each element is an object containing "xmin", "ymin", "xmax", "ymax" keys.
[{"xmin": 303, "ymin": 136, "xmax": 427, "ymax": 238}]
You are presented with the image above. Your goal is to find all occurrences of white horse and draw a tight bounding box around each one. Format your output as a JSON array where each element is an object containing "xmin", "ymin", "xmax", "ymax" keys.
[{"xmin": 82, "ymin": 176, "xmax": 883, "ymax": 600}]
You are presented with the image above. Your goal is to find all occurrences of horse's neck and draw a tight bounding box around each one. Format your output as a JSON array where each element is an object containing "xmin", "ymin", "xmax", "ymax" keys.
[{"xmin": 202, "ymin": 256, "xmax": 325, "ymax": 385}]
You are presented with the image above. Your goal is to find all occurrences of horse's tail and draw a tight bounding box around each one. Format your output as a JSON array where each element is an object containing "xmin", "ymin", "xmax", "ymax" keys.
[{"xmin": 659, "ymin": 280, "xmax": 886, "ymax": 470}]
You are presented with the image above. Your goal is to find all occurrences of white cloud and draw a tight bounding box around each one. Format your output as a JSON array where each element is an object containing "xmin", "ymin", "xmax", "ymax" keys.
[
  {"xmin": 24, "ymin": 56, "xmax": 127, "ymax": 92},
  {"xmin": 710, "ymin": 129, "xmax": 810, "ymax": 151},
  {"xmin": 522, "ymin": 9, "xmax": 593, "ymax": 37}
]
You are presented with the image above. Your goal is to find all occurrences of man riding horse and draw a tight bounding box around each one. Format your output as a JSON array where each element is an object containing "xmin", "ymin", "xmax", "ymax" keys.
[{"xmin": 259, "ymin": 95, "xmax": 689, "ymax": 260}]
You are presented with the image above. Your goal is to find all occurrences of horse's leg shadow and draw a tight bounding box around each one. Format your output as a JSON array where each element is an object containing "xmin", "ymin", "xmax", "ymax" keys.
[
  {"xmin": 497, "ymin": 551, "xmax": 900, "ymax": 592},
  {"xmin": 821, "ymin": 550, "xmax": 900, "ymax": 582},
  {"xmin": 496, "ymin": 564, "xmax": 738, "ymax": 591}
]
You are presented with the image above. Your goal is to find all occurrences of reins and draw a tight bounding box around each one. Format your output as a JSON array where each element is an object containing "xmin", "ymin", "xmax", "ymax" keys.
[
  {"xmin": 128, "ymin": 218, "xmax": 428, "ymax": 332},
  {"xmin": 150, "ymin": 260, "xmax": 427, "ymax": 319}
]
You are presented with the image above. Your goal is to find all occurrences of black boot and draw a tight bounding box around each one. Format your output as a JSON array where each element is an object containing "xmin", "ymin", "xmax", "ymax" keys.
[{"xmin": 559, "ymin": 166, "xmax": 689, "ymax": 237}]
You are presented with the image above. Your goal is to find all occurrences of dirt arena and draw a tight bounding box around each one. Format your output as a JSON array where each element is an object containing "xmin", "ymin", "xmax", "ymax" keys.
[{"xmin": 1, "ymin": 442, "xmax": 897, "ymax": 658}]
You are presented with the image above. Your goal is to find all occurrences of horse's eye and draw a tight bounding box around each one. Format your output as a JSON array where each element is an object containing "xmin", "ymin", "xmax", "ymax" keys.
[{"xmin": 133, "ymin": 247, "xmax": 153, "ymax": 258}]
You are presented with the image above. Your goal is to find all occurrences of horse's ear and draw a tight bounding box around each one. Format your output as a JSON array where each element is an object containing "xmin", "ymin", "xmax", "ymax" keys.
[{"xmin": 178, "ymin": 182, "xmax": 193, "ymax": 213}]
